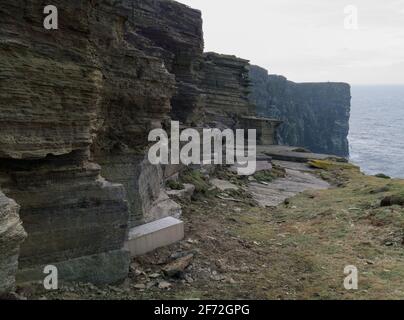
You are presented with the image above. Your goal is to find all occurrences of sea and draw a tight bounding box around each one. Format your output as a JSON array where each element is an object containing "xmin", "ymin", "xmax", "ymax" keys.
[{"xmin": 349, "ymin": 85, "xmax": 404, "ymax": 178}]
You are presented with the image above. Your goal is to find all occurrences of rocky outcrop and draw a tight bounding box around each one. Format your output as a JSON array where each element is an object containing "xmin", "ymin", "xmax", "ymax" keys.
[
  {"xmin": 199, "ymin": 53, "xmax": 255, "ymax": 128},
  {"xmin": 95, "ymin": 153, "xmax": 181, "ymax": 228},
  {"xmin": 0, "ymin": 151, "xmax": 129, "ymax": 284},
  {"xmin": 129, "ymin": 0, "xmax": 204, "ymax": 125},
  {"xmin": 0, "ymin": 0, "xmax": 201, "ymax": 287},
  {"xmin": 0, "ymin": 0, "xmax": 352, "ymax": 291},
  {"xmin": 0, "ymin": 191, "xmax": 26, "ymax": 294},
  {"xmin": 91, "ymin": 0, "xmax": 203, "ymax": 228},
  {"xmin": 249, "ymin": 65, "xmax": 351, "ymax": 157}
]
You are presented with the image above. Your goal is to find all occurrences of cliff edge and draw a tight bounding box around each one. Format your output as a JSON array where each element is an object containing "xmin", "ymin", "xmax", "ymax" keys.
[
  {"xmin": 249, "ymin": 65, "xmax": 351, "ymax": 157},
  {"xmin": 0, "ymin": 0, "xmax": 353, "ymax": 293}
]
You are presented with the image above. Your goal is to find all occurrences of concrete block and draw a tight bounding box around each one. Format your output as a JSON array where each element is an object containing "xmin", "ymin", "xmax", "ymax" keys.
[{"xmin": 125, "ymin": 217, "xmax": 184, "ymax": 256}]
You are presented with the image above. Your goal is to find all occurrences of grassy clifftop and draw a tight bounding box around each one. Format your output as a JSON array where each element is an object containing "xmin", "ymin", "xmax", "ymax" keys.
[{"xmin": 28, "ymin": 162, "xmax": 404, "ymax": 300}]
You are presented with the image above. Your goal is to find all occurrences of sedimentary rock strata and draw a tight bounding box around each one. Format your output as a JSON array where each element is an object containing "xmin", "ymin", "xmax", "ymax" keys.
[
  {"xmin": 95, "ymin": 153, "xmax": 181, "ymax": 228},
  {"xmin": 0, "ymin": 0, "xmax": 193, "ymax": 286},
  {"xmin": 0, "ymin": 151, "xmax": 130, "ymax": 283},
  {"xmin": 130, "ymin": 0, "xmax": 204, "ymax": 125},
  {"xmin": 200, "ymin": 53, "xmax": 255, "ymax": 128},
  {"xmin": 249, "ymin": 65, "xmax": 351, "ymax": 157},
  {"xmin": 0, "ymin": 0, "xmax": 353, "ymax": 292},
  {"xmin": 91, "ymin": 0, "xmax": 203, "ymax": 228}
]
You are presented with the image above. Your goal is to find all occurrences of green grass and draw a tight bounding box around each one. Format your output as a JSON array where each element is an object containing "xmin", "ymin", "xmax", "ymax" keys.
[
  {"xmin": 30, "ymin": 163, "xmax": 404, "ymax": 300},
  {"xmin": 166, "ymin": 179, "xmax": 184, "ymax": 190}
]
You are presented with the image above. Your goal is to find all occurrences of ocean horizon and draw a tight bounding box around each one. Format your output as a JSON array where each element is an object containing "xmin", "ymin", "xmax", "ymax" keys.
[{"xmin": 349, "ymin": 85, "xmax": 404, "ymax": 179}]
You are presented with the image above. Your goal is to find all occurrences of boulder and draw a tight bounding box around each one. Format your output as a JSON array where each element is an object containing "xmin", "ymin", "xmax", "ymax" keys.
[
  {"xmin": 210, "ymin": 179, "xmax": 239, "ymax": 191},
  {"xmin": 167, "ymin": 184, "xmax": 195, "ymax": 201},
  {"xmin": 381, "ymin": 195, "xmax": 404, "ymax": 207},
  {"xmin": 163, "ymin": 254, "xmax": 194, "ymax": 278},
  {"xmin": 0, "ymin": 192, "xmax": 26, "ymax": 294}
]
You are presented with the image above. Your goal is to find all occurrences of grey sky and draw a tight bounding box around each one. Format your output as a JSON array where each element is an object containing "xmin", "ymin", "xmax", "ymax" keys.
[{"xmin": 177, "ymin": 0, "xmax": 404, "ymax": 84}]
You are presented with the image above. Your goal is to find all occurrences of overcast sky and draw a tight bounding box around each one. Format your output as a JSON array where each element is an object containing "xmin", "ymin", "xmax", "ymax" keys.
[{"xmin": 177, "ymin": 0, "xmax": 404, "ymax": 85}]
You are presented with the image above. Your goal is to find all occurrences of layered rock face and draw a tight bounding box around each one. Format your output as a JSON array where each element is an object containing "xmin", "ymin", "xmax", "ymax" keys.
[
  {"xmin": 0, "ymin": 152, "xmax": 130, "ymax": 284},
  {"xmin": 130, "ymin": 0, "xmax": 204, "ymax": 125},
  {"xmin": 95, "ymin": 153, "xmax": 181, "ymax": 228},
  {"xmin": 0, "ymin": 0, "xmax": 200, "ymax": 286},
  {"xmin": 0, "ymin": 0, "xmax": 353, "ymax": 291},
  {"xmin": 91, "ymin": 0, "xmax": 202, "ymax": 228},
  {"xmin": 200, "ymin": 53, "xmax": 255, "ymax": 128},
  {"xmin": 249, "ymin": 66, "xmax": 351, "ymax": 157}
]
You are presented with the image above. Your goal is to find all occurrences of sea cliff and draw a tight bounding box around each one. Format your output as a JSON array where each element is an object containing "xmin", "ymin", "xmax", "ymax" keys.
[
  {"xmin": 0, "ymin": 0, "xmax": 353, "ymax": 293},
  {"xmin": 249, "ymin": 65, "xmax": 351, "ymax": 157}
]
